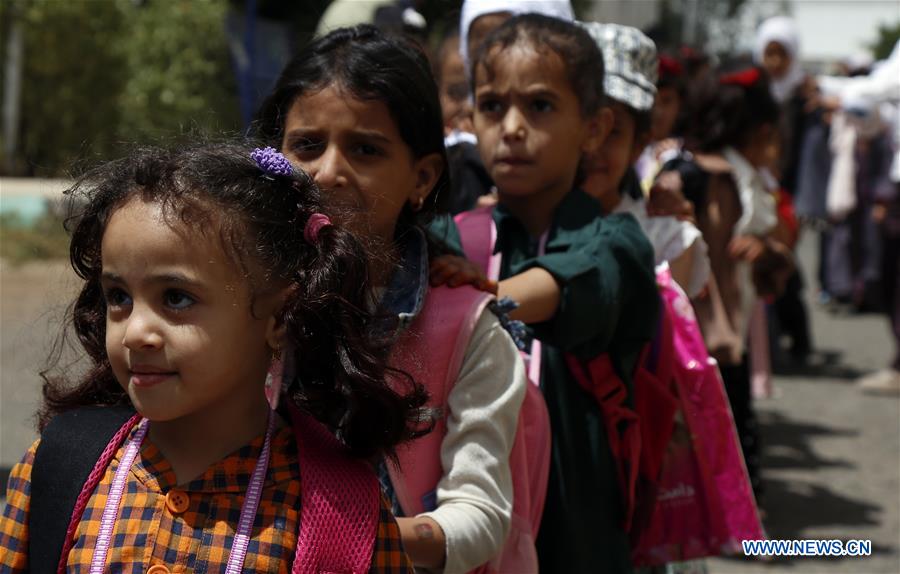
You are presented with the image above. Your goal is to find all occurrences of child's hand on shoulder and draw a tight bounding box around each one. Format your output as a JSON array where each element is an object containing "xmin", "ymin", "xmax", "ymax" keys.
[
  {"xmin": 648, "ymin": 171, "xmax": 694, "ymax": 222},
  {"xmin": 728, "ymin": 235, "xmax": 766, "ymax": 263},
  {"xmin": 430, "ymin": 255, "xmax": 497, "ymax": 294},
  {"xmin": 476, "ymin": 191, "xmax": 499, "ymax": 208}
]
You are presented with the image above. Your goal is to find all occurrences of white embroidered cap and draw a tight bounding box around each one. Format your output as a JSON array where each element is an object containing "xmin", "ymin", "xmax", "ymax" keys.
[{"xmin": 579, "ymin": 21, "xmax": 658, "ymax": 112}]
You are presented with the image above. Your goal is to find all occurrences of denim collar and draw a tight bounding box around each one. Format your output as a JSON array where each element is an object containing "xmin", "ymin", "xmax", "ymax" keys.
[{"xmin": 378, "ymin": 227, "xmax": 430, "ymax": 335}]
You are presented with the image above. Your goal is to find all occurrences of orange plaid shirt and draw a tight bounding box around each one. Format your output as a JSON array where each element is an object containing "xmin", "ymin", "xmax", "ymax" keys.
[{"xmin": 0, "ymin": 423, "xmax": 412, "ymax": 573}]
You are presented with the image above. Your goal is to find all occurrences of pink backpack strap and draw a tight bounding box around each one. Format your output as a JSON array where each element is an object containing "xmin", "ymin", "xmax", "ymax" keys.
[
  {"xmin": 386, "ymin": 285, "xmax": 493, "ymax": 517},
  {"xmin": 290, "ymin": 406, "xmax": 380, "ymax": 574},
  {"xmin": 454, "ymin": 206, "xmax": 497, "ymax": 279},
  {"xmin": 455, "ymin": 207, "xmax": 551, "ymax": 573},
  {"xmin": 57, "ymin": 413, "xmax": 142, "ymax": 574}
]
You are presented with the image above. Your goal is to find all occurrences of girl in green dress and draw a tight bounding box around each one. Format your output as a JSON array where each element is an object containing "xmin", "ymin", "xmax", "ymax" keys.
[{"xmin": 431, "ymin": 14, "xmax": 660, "ymax": 573}]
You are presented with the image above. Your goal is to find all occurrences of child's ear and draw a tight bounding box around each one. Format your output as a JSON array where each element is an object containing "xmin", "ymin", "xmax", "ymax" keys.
[
  {"xmin": 265, "ymin": 285, "xmax": 295, "ymax": 351},
  {"xmin": 582, "ymin": 107, "xmax": 614, "ymax": 155},
  {"xmin": 410, "ymin": 152, "xmax": 445, "ymax": 206},
  {"xmin": 265, "ymin": 318, "xmax": 286, "ymax": 352}
]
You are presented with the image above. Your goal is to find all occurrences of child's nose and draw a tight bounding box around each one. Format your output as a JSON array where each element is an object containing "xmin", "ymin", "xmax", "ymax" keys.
[
  {"xmin": 501, "ymin": 108, "xmax": 527, "ymax": 141},
  {"xmin": 122, "ymin": 307, "xmax": 164, "ymax": 351},
  {"xmin": 311, "ymin": 146, "xmax": 348, "ymax": 190}
]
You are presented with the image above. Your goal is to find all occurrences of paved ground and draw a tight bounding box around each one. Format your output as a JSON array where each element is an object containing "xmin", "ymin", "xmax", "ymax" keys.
[
  {"xmin": 1, "ymin": 259, "xmax": 81, "ymax": 474},
  {"xmin": 0, "ymin": 230, "xmax": 897, "ymax": 572}
]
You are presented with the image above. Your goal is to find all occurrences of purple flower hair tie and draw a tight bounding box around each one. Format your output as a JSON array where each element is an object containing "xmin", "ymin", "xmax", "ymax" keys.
[
  {"xmin": 304, "ymin": 213, "xmax": 332, "ymax": 244},
  {"xmin": 251, "ymin": 146, "xmax": 294, "ymax": 178}
]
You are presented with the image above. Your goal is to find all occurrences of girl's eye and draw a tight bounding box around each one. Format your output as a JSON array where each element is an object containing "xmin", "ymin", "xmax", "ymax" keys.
[
  {"xmin": 163, "ymin": 289, "xmax": 196, "ymax": 311},
  {"xmin": 105, "ymin": 287, "xmax": 132, "ymax": 308},
  {"xmin": 353, "ymin": 143, "xmax": 382, "ymax": 157},
  {"xmin": 477, "ymin": 99, "xmax": 503, "ymax": 114},
  {"xmin": 446, "ymin": 82, "xmax": 469, "ymax": 101},
  {"xmin": 290, "ymin": 138, "xmax": 323, "ymax": 156},
  {"xmin": 531, "ymin": 99, "xmax": 553, "ymax": 113}
]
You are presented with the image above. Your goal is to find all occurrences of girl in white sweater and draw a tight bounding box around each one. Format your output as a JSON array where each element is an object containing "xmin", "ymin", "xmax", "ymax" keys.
[{"xmin": 255, "ymin": 25, "xmax": 527, "ymax": 573}]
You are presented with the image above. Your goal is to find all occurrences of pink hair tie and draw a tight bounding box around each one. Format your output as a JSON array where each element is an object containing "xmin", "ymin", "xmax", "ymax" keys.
[{"xmin": 304, "ymin": 213, "xmax": 332, "ymax": 244}]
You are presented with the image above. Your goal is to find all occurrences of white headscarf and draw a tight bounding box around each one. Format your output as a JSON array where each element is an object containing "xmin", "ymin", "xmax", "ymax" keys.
[
  {"xmin": 459, "ymin": 0, "xmax": 574, "ymax": 68},
  {"xmin": 753, "ymin": 16, "xmax": 805, "ymax": 103}
]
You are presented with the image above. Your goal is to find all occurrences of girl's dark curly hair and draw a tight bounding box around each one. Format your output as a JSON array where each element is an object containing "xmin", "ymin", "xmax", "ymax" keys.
[
  {"xmin": 40, "ymin": 142, "xmax": 429, "ymax": 459},
  {"xmin": 253, "ymin": 25, "xmax": 449, "ymax": 239},
  {"xmin": 683, "ymin": 65, "xmax": 780, "ymax": 153}
]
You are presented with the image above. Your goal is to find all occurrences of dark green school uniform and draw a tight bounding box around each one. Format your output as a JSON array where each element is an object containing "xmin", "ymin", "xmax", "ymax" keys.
[{"xmin": 432, "ymin": 189, "xmax": 659, "ymax": 573}]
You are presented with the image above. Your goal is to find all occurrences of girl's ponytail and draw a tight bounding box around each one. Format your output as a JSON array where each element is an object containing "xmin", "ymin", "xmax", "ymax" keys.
[{"xmin": 282, "ymin": 214, "xmax": 430, "ymax": 459}]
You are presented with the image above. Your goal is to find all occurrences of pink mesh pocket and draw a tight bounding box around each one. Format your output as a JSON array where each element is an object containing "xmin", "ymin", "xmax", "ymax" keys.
[{"xmin": 291, "ymin": 407, "xmax": 381, "ymax": 574}]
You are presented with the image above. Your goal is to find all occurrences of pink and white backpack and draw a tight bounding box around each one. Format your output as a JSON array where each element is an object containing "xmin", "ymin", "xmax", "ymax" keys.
[{"xmin": 386, "ymin": 279, "xmax": 551, "ymax": 573}]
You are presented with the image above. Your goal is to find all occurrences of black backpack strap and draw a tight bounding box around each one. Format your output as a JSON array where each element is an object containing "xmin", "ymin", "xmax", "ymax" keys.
[{"xmin": 29, "ymin": 405, "xmax": 135, "ymax": 574}]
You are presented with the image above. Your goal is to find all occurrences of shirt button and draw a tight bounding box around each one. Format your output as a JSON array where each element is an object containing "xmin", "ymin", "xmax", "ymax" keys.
[
  {"xmin": 165, "ymin": 489, "xmax": 190, "ymax": 515},
  {"xmin": 147, "ymin": 565, "xmax": 171, "ymax": 574}
]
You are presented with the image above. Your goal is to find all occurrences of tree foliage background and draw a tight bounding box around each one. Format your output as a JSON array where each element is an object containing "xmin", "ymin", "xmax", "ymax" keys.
[
  {"xmin": 871, "ymin": 20, "xmax": 900, "ymax": 61},
  {"xmin": 4, "ymin": 0, "xmax": 892, "ymax": 178},
  {"xmin": 1, "ymin": 0, "xmax": 239, "ymax": 177}
]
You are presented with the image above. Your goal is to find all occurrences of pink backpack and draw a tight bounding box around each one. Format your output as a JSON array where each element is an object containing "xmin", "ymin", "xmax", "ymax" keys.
[
  {"xmin": 58, "ymin": 408, "xmax": 381, "ymax": 574},
  {"xmin": 630, "ymin": 266, "xmax": 765, "ymax": 566},
  {"xmin": 386, "ymin": 280, "xmax": 551, "ymax": 574}
]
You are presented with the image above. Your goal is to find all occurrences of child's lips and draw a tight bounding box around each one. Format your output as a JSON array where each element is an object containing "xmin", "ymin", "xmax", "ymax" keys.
[
  {"xmin": 494, "ymin": 156, "xmax": 535, "ymax": 168},
  {"xmin": 129, "ymin": 365, "xmax": 176, "ymax": 388}
]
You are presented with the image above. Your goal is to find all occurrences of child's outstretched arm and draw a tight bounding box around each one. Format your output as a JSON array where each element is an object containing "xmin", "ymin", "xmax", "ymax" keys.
[
  {"xmin": 430, "ymin": 255, "xmax": 561, "ymax": 323},
  {"xmin": 0, "ymin": 440, "xmax": 39, "ymax": 572},
  {"xmin": 497, "ymin": 268, "xmax": 561, "ymax": 324},
  {"xmin": 519, "ymin": 213, "xmax": 659, "ymax": 358},
  {"xmin": 430, "ymin": 214, "xmax": 657, "ymax": 350}
]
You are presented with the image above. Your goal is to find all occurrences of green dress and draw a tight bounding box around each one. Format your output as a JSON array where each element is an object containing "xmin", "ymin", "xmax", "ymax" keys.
[{"xmin": 431, "ymin": 189, "xmax": 660, "ymax": 573}]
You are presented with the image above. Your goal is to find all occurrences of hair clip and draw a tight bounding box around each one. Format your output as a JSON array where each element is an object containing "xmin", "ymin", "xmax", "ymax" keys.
[
  {"xmin": 719, "ymin": 67, "xmax": 761, "ymax": 88},
  {"xmin": 304, "ymin": 213, "xmax": 332, "ymax": 244},
  {"xmin": 251, "ymin": 146, "xmax": 295, "ymax": 178}
]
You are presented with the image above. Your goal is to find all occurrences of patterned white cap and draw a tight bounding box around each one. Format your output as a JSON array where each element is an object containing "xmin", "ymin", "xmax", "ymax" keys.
[{"xmin": 579, "ymin": 21, "xmax": 658, "ymax": 112}]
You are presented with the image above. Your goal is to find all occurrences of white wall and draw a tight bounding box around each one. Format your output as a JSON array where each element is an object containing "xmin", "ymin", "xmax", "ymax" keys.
[
  {"xmin": 582, "ymin": 0, "xmax": 662, "ymax": 29},
  {"xmin": 740, "ymin": 0, "xmax": 899, "ymax": 63}
]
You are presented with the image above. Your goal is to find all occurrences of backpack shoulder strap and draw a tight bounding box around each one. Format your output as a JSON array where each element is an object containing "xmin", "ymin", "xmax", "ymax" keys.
[
  {"xmin": 29, "ymin": 405, "xmax": 135, "ymax": 574},
  {"xmin": 454, "ymin": 206, "xmax": 497, "ymax": 278},
  {"xmin": 290, "ymin": 407, "xmax": 381, "ymax": 574}
]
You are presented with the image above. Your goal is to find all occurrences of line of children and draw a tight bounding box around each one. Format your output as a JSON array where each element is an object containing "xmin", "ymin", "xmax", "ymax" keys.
[
  {"xmin": 431, "ymin": 12, "xmax": 781, "ymax": 572},
  {"xmin": 2, "ymin": 10, "xmax": 795, "ymax": 574},
  {"xmin": 656, "ymin": 65, "xmax": 796, "ymax": 499}
]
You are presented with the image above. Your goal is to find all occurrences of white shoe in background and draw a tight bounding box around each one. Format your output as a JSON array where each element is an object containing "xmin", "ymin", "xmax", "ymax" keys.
[{"xmin": 857, "ymin": 368, "xmax": 900, "ymax": 396}]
